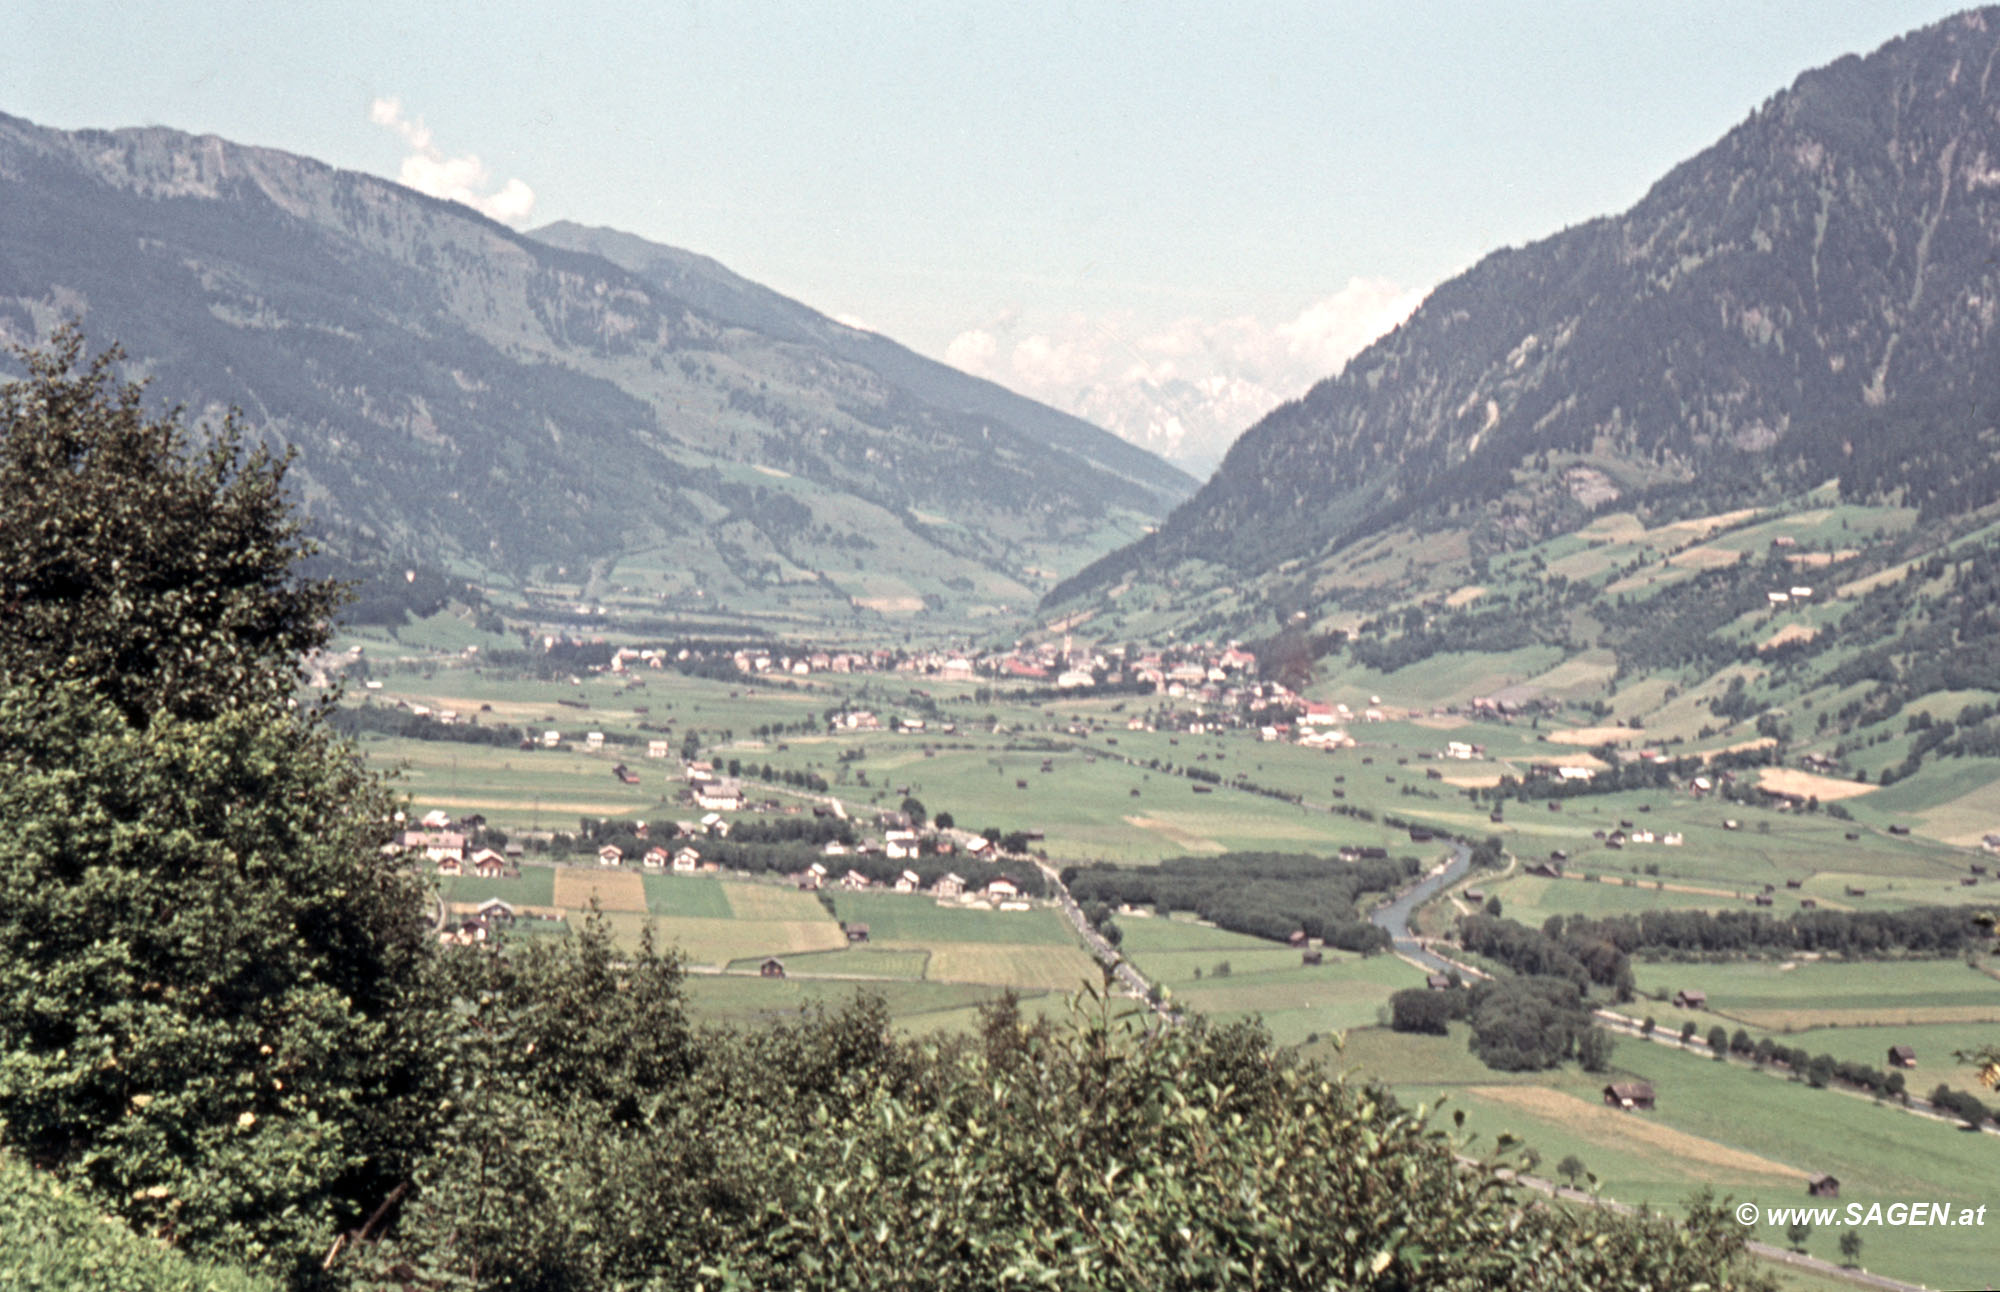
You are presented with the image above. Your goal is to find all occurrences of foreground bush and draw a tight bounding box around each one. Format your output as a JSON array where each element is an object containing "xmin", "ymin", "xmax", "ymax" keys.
[
  {"xmin": 352, "ymin": 937, "xmax": 1772, "ymax": 1292},
  {"xmin": 0, "ymin": 1152, "xmax": 276, "ymax": 1292}
]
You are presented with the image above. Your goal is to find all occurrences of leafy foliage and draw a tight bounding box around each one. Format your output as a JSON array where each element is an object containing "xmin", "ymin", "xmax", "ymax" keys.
[
  {"xmin": 0, "ymin": 1153, "xmax": 276, "ymax": 1292},
  {"xmin": 355, "ymin": 979, "xmax": 1772, "ymax": 1291},
  {"xmin": 0, "ymin": 326, "xmax": 343, "ymax": 725}
]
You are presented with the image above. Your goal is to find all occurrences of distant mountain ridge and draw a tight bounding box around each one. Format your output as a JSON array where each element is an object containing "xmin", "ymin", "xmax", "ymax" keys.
[
  {"xmin": 529, "ymin": 220, "xmax": 1190, "ymax": 501},
  {"xmin": 1054, "ymin": 7, "xmax": 2000, "ymax": 613},
  {"xmin": 0, "ymin": 112, "xmax": 1192, "ymax": 626}
]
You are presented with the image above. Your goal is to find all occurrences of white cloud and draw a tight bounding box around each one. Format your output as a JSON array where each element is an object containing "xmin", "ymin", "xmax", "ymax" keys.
[
  {"xmin": 943, "ymin": 278, "xmax": 1425, "ymax": 473},
  {"xmin": 368, "ymin": 97, "xmax": 536, "ymax": 226}
]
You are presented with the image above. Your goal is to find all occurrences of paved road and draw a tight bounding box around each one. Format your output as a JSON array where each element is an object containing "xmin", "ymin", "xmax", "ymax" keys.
[
  {"xmin": 1032, "ymin": 856, "xmax": 1168, "ymax": 1016},
  {"xmin": 1369, "ymin": 841, "xmax": 1473, "ymax": 975}
]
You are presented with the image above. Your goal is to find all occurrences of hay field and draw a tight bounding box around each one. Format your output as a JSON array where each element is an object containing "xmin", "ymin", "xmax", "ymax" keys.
[
  {"xmin": 1121, "ymin": 814, "xmax": 1226, "ymax": 852},
  {"xmin": 1665, "ymin": 545, "xmax": 1741, "ymax": 570},
  {"xmin": 726, "ymin": 883, "xmax": 834, "ymax": 922},
  {"xmin": 1755, "ymin": 767, "xmax": 1874, "ymax": 802},
  {"xmin": 1470, "ymin": 1086, "xmax": 1801, "ymax": 1182},
  {"xmin": 829, "ymin": 894, "xmax": 1076, "ymax": 946},
  {"xmin": 1758, "ymin": 623, "xmax": 1817, "ymax": 651},
  {"xmin": 1545, "ymin": 726, "xmax": 1644, "ymax": 746},
  {"xmin": 626, "ymin": 914, "xmax": 847, "ymax": 966},
  {"xmin": 920, "ymin": 942, "xmax": 1101, "ymax": 990},
  {"xmin": 552, "ymin": 867, "xmax": 647, "ymax": 911}
]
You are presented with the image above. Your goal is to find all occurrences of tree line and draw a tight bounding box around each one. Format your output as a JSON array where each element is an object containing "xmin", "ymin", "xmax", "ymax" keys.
[{"xmin": 1062, "ymin": 851, "xmax": 1413, "ymax": 949}]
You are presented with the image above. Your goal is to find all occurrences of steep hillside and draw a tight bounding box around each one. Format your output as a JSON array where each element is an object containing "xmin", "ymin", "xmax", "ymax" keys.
[
  {"xmin": 529, "ymin": 219, "xmax": 1190, "ymax": 502},
  {"xmin": 1056, "ymin": 8, "xmax": 2000, "ymax": 616},
  {"xmin": 0, "ymin": 113, "xmax": 1191, "ymax": 630}
]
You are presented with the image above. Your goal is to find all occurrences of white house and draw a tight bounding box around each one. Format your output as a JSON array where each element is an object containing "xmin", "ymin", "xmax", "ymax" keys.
[{"xmin": 598, "ymin": 844, "xmax": 624, "ymax": 866}]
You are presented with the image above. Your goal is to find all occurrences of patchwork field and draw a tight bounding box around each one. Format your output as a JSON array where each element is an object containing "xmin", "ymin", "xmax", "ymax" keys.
[
  {"xmin": 1631, "ymin": 957, "xmax": 2000, "ymax": 1031},
  {"xmin": 552, "ymin": 867, "xmax": 648, "ymax": 911},
  {"xmin": 1396, "ymin": 1038, "xmax": 1999, "ymax": 1288},
  {"xmin": 1470, "ymin": 1084, "xmax": 1801, "ymax": 1182}
]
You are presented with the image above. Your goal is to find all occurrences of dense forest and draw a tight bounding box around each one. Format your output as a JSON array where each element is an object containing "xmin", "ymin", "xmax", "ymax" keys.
[{"xmin": 1061, "ymin": 851, "xmax": 1413, "ymax": 950}]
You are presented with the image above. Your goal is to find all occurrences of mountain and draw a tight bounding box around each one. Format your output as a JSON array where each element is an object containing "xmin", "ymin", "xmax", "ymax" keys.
[
  {"xmin": 0, "ymin": 112, "xmax": 1193, "ymax": 630},
  {"xmin": 528, "ymin": 220, "xmax": 1191, "ymax": 501},
  {"xmin": 1054, "ymin": 8, "xmax": 2000, "ymax": 622}
]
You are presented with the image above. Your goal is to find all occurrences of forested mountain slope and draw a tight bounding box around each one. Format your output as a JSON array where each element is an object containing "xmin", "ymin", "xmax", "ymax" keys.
[
  {"xmin": 1055, "ymin": 8, "xmax": 2000, "ymax": 610},
  {"xmin": 0, "ymin": 112, "xmax": 1190, "ymax": 626}
]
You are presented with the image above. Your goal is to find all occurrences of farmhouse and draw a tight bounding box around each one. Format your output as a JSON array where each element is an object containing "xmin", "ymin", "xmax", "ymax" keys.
[
  {"xmin": 894, "ymin": 869, "xmax": 921, "ymax": 893},
  {"xmin": 470, "ymin": 848, "xmax": 507, "ymax": 878},
  {"xmin": 401, "ymin": 830, "xmax": 467, "ymax": 864},
  {"xmin": 643, "ymin": 846, "xmax": 670, "ymax": 870},
  {"xmin": 986, "ymin": 876, "xmax": 1021, "ymax": 900},
  {"xmin": 1603, "ymin": 1082, "xmax": 1655, "ymax": 1111},
  {"xmin": 695, "ymin": 780, "xmax": 745, "ymax": 811},
  {"xmin": 672, "ymin": 847, "xmax": 700, "ymax": 873},
  {"xmin": 934, "ymin": 872, "xmax": 966, "ymax": 899},
  {"xmin": 597, "ymin": 844, "xmax": 624, "ymax": 867},
  {"xmin": 1673, "ymin": 989, "xmax": 1707, "ymax": 1009},
  {"xmin": 1887, "ymin": 1044, "xmax": 1918, "ymax": 1069},
  {"xmin": 1807, "ymin": 1174, "xmax": 1840, "ymax": 1199},
  {"xmin": 759, "ymin": 957, "xmax": 786, "ymax": 978}
]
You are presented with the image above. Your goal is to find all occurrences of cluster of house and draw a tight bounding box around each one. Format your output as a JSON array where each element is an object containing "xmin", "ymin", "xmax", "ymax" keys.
[
  {"xmin": 784, "ymin": 865, "xmax": 1032, "ymax": 908},
  {"xmin": 702, "ymin": 636, "xmax": 1268, "ymax": 697},
  {"xmin": 394, "ymin": 809, "xmax": 521, "ymax": 874},
  {"xmin": 440, "ymin": 896, "xmax": 526, "ymax": 946},
  {"xmin": 593, "ymin": 841, "xmax": 713, "ymax": 873},
  {"xmin": 1587, "ymin": 823, "xmax": 1686, "ymax": 850}
]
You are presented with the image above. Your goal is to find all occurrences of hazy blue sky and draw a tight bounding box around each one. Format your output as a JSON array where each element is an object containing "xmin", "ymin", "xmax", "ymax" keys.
[{"xmin": 9, "ymin": 1, "xmax": 1977, "ymax": 469}]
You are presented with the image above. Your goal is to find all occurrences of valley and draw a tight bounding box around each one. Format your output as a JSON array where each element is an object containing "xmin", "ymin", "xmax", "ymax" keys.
[{"xmin": 342, "ymin": 507, "xmax": 2000, "ymax": 1286}]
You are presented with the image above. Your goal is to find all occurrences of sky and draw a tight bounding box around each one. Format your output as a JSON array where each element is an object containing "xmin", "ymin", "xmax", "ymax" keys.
[{"xmin": 7, "ymin": 1, "xmax": 1979, "ymax": 473}]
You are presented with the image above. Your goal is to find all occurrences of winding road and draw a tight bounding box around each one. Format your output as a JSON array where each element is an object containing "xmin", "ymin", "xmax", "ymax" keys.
[{"xmin": 1370, "ymin": 840, "xmax": 1474, "ymax": 975}]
